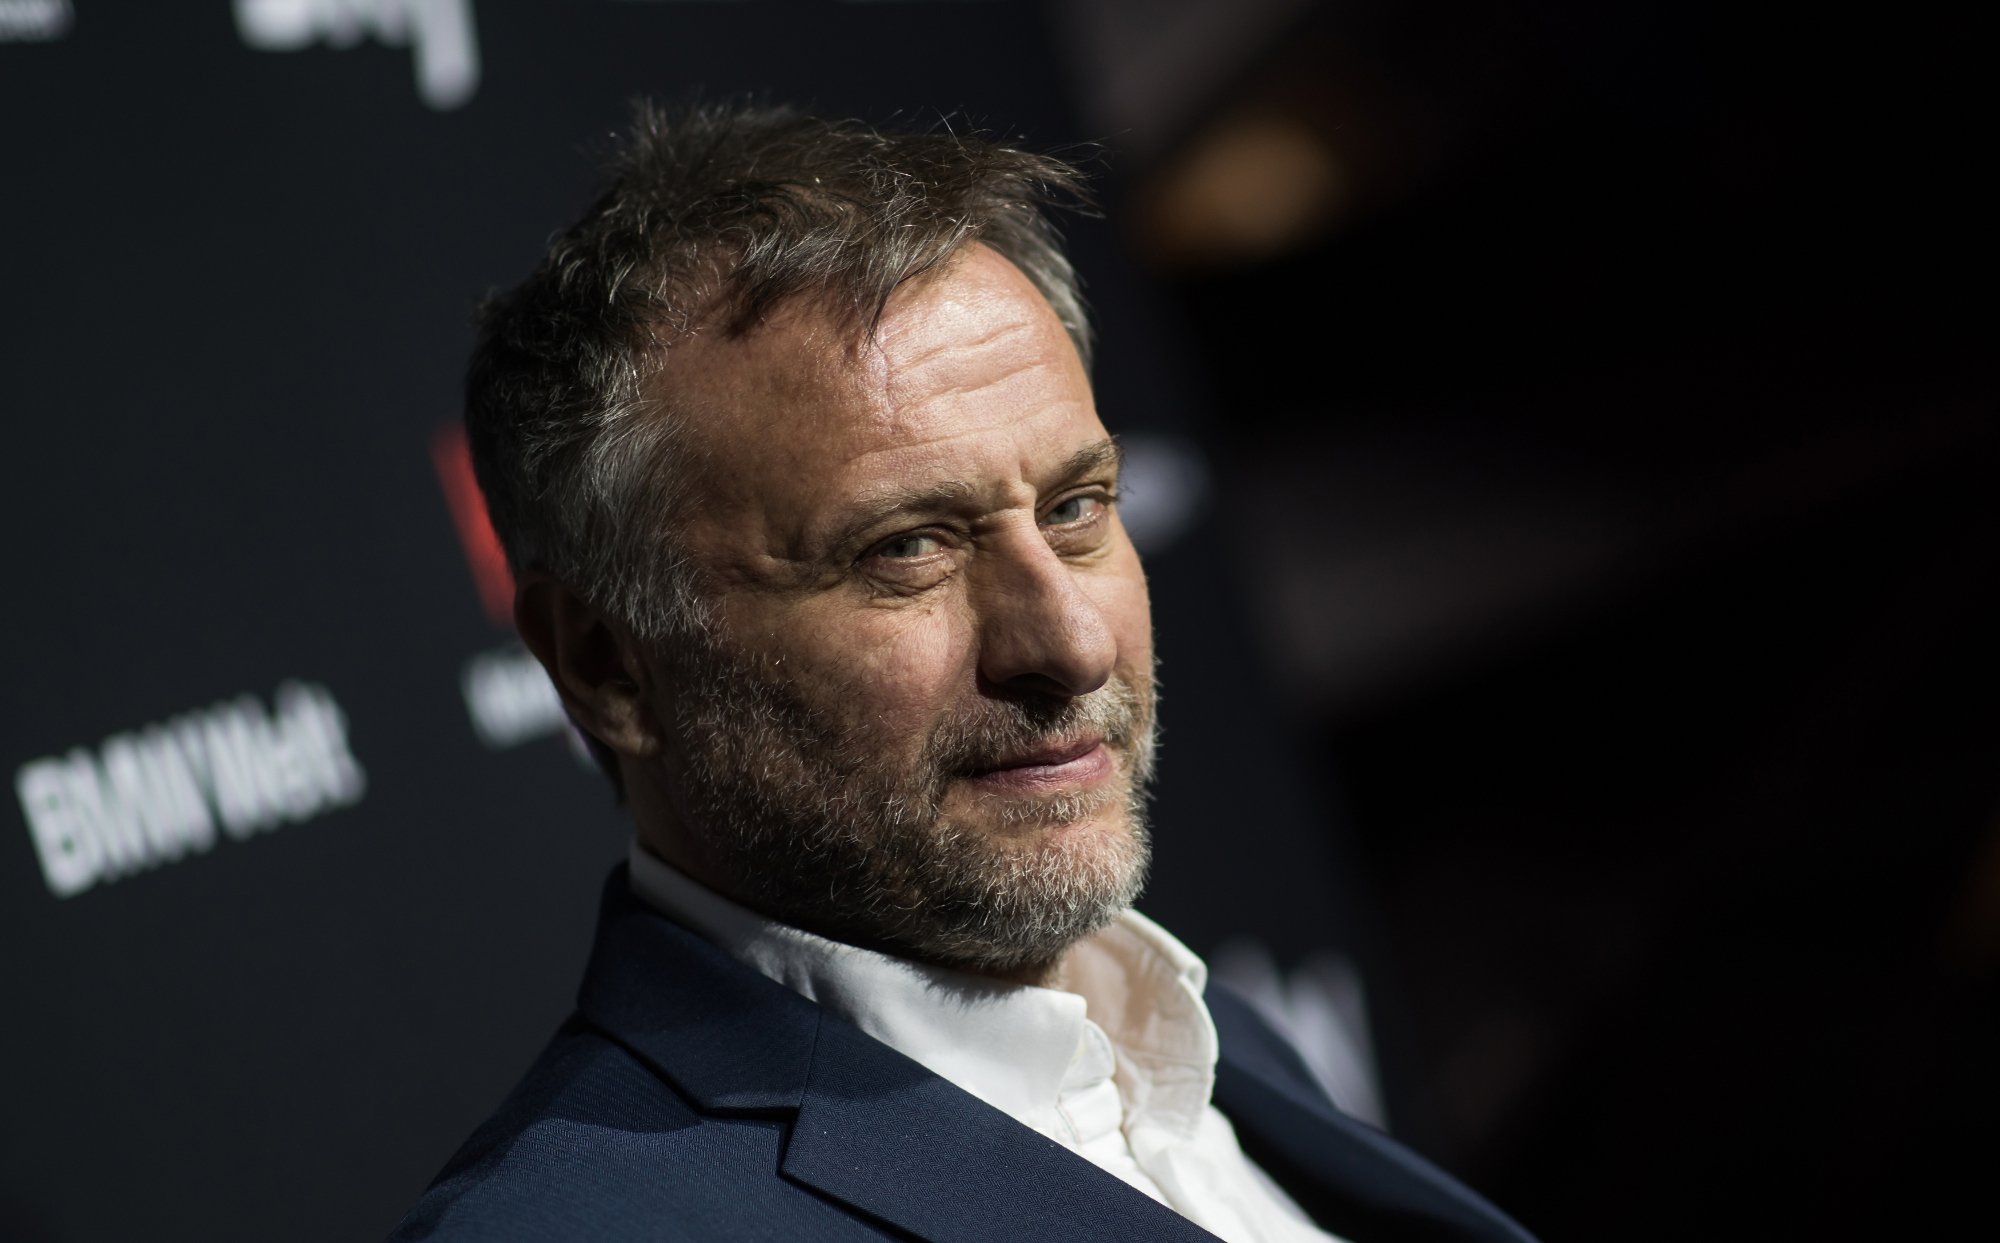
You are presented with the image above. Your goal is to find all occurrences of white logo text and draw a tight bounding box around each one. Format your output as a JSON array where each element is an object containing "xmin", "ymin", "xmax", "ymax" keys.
[
  {"xmin": 15, "ymin": 681, "xmax": 367, "ymax": 898},
  {"xmin": 234, "ymin": 0, "xmax": 479, "ymax": 110}
]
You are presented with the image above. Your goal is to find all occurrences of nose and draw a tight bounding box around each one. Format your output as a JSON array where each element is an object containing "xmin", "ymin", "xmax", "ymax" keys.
[{"xmin": 973, "ymin": 533, "xmax": 1118, "ymax": 698}]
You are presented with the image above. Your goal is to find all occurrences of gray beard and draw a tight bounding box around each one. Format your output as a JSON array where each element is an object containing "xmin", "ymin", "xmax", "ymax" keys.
[{"xmin": 661, "ymin": 639, "xmax": 1158, "ymax": 978}]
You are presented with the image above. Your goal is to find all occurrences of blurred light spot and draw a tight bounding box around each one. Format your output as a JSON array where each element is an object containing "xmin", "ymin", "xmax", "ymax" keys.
[
  {"xmin": 1117, "ymin": 432, "xmax": 1211, "ymax": 554},
  {"xmin": 1140, "ymin": 111, "xmax": 1347, "ymax": 269},
  {"xmin": 0, "ymin": 0, "xmax": 72, "ymax": 41},
  {"xmin": 461, "ymin": 643, "xmax": 564, "ymax": 750},
  {"xmin": 1210, "ymin": 937, "xmax": 1387, "ymax": 1127}
]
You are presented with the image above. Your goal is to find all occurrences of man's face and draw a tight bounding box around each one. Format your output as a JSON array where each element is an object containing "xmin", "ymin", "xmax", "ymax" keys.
[{"xmin": 634, "ymin": 244, "xmax": 1157, "ymax": 978}]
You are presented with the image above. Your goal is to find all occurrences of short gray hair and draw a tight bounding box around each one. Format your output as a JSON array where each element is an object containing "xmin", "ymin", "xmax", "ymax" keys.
[{"xmin": 465, "ymin": 101, "xmax": 1096, "ymax": 647}]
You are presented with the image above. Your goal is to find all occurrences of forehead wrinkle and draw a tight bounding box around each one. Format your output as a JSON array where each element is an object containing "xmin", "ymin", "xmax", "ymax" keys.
[
  {"xmin": 823, "ymin": 394, "xmax": 1099, "ymax": 484},
  {"xmin": 879, "ymin": 316, "xmax": 1038, "ymax": 374},
  {"xmin": 869, "ymin": 333, "xmax": 1088, "ymax": 442},
  {"xmin": 883, "ymin": 358, "xmax": 1075, "ymax": 417},
  {"xmin": 875, "ymin": 286, "xmax": 1066, "ymax": 404}
]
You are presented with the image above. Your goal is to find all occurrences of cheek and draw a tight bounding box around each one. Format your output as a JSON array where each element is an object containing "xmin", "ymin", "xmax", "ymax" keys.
[{"xmin": 789, "ymin": 601, "xmax": 974, "ymax": 737}]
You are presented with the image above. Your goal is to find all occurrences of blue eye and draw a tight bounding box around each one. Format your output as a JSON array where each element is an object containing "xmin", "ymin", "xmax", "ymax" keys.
[
  {"xmin": 878, "ymin": 533, "xmax": 942, "ymax": 559},
  {"xmin": 1042, "ymin": 496, "xmax": 1100, "ymax": 525}
]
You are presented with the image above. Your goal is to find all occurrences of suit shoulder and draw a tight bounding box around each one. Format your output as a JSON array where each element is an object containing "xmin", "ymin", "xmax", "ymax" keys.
[
  {"xmin": 386, "ymin": 1019, "xmax": 872, "ymax": 1242},
  {"xmin": 389, "ymin": 1019, "xmax": 705, "ymax": 1241}
]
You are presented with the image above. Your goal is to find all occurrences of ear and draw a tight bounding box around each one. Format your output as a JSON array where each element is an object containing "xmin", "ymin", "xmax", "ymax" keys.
[{"xmin": 513, "ymin": 571, "xmax": 662, "ymax": 760}]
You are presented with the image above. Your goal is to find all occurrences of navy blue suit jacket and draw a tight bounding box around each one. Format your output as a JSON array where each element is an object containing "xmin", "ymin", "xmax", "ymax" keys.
[{"xmin": 391, "ymin": 871, "xmax": 1537, "ymax": 1242}]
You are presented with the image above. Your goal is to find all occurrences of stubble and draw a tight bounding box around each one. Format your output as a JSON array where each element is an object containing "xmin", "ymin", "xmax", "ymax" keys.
[{"xmin": 660, "ymin": 637, "xmax": 1160, "ymax": 977}]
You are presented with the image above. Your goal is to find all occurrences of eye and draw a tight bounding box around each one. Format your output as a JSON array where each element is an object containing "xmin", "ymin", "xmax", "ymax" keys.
[
  {"xmin": 1041, "ymin": 494, "xmax": 1109, "ymax": 527},
  {"xmin": 875, "ymin": 532, "xmax": 943, "ymax": 560},
  {"xmin": 860, "ymin": 528, "xmax": 956, "ymax": 594},
  {"xmin": 1039, "ymin": 492, "xmax": 1116, "ymax": 555}
]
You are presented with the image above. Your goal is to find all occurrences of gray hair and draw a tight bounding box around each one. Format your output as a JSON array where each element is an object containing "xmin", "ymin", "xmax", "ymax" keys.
[{"xmin": 465, "ymin": 101, "xmax": 1096, "ymax": 646}]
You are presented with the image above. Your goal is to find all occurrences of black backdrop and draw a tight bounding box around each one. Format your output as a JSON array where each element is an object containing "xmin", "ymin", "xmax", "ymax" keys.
[{"xmin": 1, "ymin": 5, "xmax": 1352, "ymax": 1240}]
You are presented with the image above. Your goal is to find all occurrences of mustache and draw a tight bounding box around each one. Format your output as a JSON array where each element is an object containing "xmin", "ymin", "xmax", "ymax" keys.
[{"xmin": 920, "ymin": 676, "xmax": 1148, "ymax": 777}]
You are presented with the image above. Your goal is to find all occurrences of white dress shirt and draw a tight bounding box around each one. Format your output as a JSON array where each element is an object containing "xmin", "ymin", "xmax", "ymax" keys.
[{"xmin": 629, "ymin": 843, "xmax": 1344, "ymax": 1243}]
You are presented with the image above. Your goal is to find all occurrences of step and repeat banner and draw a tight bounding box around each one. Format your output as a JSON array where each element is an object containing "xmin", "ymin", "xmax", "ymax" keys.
[{"xmin": 1, "ymin": 4, "xmax": 1365, "ymax": 1239}]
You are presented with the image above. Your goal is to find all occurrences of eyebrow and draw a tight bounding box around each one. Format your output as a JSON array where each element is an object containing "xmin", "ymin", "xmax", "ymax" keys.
[
  {"xmin": 1059, "ymin": 437, "xmax": 1124, "ymax": 484},
  {"xmin": 815, "ymin": 436, "xmax": 1124, "ymax": 557}
]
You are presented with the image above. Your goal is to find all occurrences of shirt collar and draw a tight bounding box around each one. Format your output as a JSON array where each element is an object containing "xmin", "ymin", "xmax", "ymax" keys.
[
  {"xmin": 627, "ymin": 840, "xmax": 1218, "ymax": 1140},
  {"xmin": 1063, "ymin": 904, "xmax": 1218, "ymax": 1137}
]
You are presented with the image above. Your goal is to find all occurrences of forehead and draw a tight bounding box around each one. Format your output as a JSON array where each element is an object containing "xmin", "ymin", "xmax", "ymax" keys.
[{"xmin": 660, "ymin": 245, "xmax": 1104, "ymax": 525}]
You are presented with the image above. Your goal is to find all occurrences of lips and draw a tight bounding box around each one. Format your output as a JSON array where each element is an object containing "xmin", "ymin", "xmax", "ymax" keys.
[
  {"xmin": 961, "ymin": 734, "xmax": 1115, "ymax": 796},
  {"xmin": 971, "ymin": 733, "xmax": 1106, "ymax": 775}
]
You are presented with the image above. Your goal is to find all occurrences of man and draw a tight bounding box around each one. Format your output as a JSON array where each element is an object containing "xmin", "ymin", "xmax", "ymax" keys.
[{"xmin": 392, "ymin": 103, "xmax": 1536, "ymax": 1243}]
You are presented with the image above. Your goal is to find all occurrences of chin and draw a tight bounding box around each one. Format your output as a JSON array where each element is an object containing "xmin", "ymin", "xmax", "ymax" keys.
[{"xmin": 947, "ymin": 779, "xmax": 1132, "ymax": 841}]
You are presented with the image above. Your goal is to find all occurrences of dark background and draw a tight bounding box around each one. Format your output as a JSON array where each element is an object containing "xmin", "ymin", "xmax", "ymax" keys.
[{"xmin": 2, "ymin": 2, "xmax": 1992, "ymax": 1240}]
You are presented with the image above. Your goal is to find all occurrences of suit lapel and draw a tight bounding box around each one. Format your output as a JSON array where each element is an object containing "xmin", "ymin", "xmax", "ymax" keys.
[
  {"xmin": 783, "ymin": 1015, "xmax": 1220, "ymax": 1243},
  {"xmin": 1208, "ymin": 987, "xmax": 1538, "ymax": 1243},
  {"xmin": 576, "ymin": 871, "xmax": 820, "ymax": 1112},
  {"xmin": 577, "ymin": 870, "xmax": 1218, "ymax": 1242}
]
